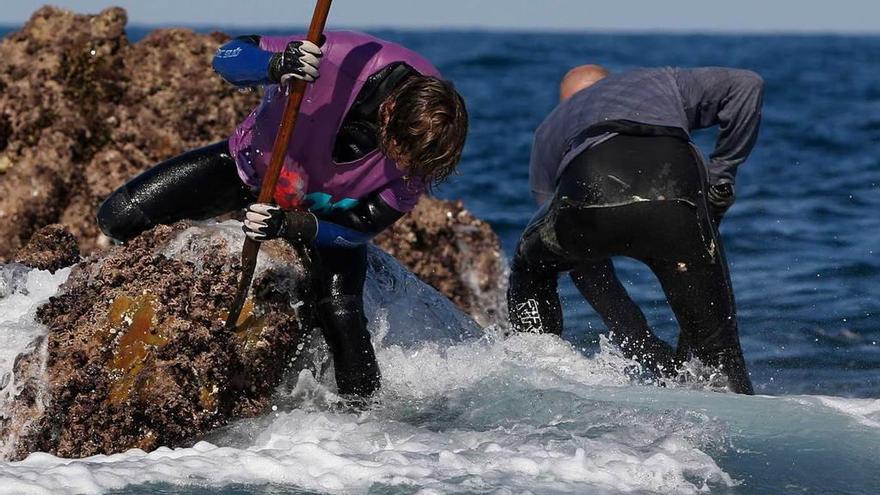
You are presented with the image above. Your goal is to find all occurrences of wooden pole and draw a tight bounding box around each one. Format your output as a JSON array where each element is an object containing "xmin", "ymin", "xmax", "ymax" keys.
[{"xmin": 225, "ymin": 0, "xmax": 333, "ymax": 330}]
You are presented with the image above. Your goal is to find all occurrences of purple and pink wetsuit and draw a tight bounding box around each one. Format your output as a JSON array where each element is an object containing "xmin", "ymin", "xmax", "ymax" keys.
[{"xmin": 224, "ymin": 31, "xmax": 440, "ymax": 215}]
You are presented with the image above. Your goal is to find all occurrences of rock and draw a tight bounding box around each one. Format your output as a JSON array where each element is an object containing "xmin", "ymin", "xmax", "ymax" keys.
[
  {"xmin": 11, "ymin": 224, "xmax": 80, "ymax": 273},
  {"xmin": 0, "ymin": 221, "xmax": 489, "ymax": 460},
  {"xmin": 374, "ymin": 198, "xmax": 507, "ymax": 326},
  {"xmin": 0, "ymin": 222, "xmax": 310, "ymax": 460},
  {"xmin": 0, "ymin": 7, "xmax": 506, "ymax": 322},
  {"xmin": 0, "ymin": 7, "xmax": 259, "ymax": 259}
]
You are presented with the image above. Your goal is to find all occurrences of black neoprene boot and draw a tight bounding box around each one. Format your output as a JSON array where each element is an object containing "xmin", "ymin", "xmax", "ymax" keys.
[{"xmin": 317, "ymin": 295, "xmax": 381, "ymax": 397}]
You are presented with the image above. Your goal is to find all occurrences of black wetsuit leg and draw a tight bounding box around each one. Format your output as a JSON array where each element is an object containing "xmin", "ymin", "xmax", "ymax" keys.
[
  {"xmin": 508, "ymin": 134, "xmax": 753, "ymax": 394},
  {"xmin": 569, "ymin": 260, "xmax": 676, "ymax": 374},
  {"xmin": 643, "ymin": 253, "xmax": 751, "ymax": 394},
  {"xmin": 507, "ymin": 202, "xmax": 574, "ymax": 335},
  {"xmin": 97, "ymin": 140, "xmax": 255, "ymax": 241},
  {"xmin": 311, "ymin": 245, "xmax": 381, "ymax": 397},
  {"xmin": 563, "ymin": 198, "xmax": 752, "ymax": 394}
]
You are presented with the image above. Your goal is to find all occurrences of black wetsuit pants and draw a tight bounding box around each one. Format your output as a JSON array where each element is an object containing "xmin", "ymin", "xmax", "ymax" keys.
[
  {"xmin": 508, "ymin": 135, "xmax": 753, "ymax": 394},
  {"xmin": 97, "ymin": 141, "xmax": 381, "ymax": 397}
]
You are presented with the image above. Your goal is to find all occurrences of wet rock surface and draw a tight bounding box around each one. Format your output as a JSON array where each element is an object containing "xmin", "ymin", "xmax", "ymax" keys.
[
  {"xmin": 11, "ymin": 224, "xmax": 81, "ymax": 273},
  {"xmin": 0, "ymin": 6, "xmax": 259, "ymax": 259},
  {"xmin": 0, "ymin": 7, "xmax": 505, "ymax": 321},
  {"xmin": 0, "ymin": 222, "xmax": 310, "ymax": 460}
]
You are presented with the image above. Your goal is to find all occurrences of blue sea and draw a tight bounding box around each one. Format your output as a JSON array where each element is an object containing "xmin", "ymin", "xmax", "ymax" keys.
[
  {"xmin": 411, "ymin": 30, "xmax": 880, "ymax": 398},
  {"xmin": 1, "ymin": 25, "xmax": 879, "ymax": 494}
]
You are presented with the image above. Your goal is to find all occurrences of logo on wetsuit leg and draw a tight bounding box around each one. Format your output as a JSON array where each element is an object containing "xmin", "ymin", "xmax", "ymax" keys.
[{"xmin": 516, "ymin": 299, "xmax": 544, "ymax": 333}]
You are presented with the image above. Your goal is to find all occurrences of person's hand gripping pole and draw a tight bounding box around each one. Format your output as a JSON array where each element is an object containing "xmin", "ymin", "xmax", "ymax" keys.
[
  {"xmin": 269, "ymin": 40, "xmax": 323, "ymax": 84},
  {"xmin": 225, "ymin": 0, "xmax": 333, "ymax": 330}
]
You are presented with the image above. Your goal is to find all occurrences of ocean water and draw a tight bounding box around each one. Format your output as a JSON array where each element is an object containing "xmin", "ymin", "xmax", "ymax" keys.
[
  {"xmin": 401, "ymin": 31, "xmax": 880, "ymax": 399},
  {"xmin": 1, "ymin": 26, "xmax": 879, "ymax": 494}
]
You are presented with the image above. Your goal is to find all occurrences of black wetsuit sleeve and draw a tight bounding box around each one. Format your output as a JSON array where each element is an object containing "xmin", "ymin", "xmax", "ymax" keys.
[
  {"xmin": 310, "ymin": 191, "xmax": 405, "ymax": 247},
  {"xmin": 674, "ymin": 68, "xmax": 764, "ymax": 185}
]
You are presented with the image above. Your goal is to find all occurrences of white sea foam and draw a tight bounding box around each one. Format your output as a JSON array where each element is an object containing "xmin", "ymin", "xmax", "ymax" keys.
[
  {"xmin": 0, "ymin": 336, "xmax": 735, "ymax": 495},
  {"xmin": 814, "ymin": 396, "xmax": 880, "ymax": 428},
  {"xmin": 160, "ymin": 220, "xmax": 285, "ymax": 273},
  {"xmin": 378, "ymin": 333, "xmax": 636, "ymax": 400},
  {"xmin": 0, "ymin": 265, "xmax": 71, "ymax": 404}
]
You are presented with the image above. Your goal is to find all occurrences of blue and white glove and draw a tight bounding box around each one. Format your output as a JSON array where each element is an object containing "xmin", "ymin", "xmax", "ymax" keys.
[
  {"xmin": 243, "ymin": 203, "xmax": 318, "ymax": 244},
  {"xmin": 268, "ymin": 40, "xmax": 322, "ymax": 84}
]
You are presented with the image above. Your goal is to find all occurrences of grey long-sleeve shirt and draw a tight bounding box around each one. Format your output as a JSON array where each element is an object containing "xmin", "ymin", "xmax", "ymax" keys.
[{"xmin": 530, "ymin": 67, "xmax": 764, "ymax": 204}]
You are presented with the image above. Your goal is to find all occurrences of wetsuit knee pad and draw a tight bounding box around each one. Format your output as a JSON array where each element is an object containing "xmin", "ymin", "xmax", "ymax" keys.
[{"xmin": 96, "ymin": 186, "xmax": 153, "ymax": 242}]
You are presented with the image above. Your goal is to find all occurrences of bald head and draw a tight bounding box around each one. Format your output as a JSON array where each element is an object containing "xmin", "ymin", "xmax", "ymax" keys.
[{"xmin": 559, "ymin": 64, "xmax": 609, "ymax": 101}]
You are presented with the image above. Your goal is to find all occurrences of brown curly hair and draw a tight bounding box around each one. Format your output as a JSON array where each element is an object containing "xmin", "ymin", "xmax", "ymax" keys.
[{"xmin": 378, "ymin": 76, "xmax": 468, "ymax": 189}]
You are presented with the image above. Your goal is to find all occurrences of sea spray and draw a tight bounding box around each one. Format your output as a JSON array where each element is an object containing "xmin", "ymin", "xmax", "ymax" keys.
[
  {"xmin": 0, "ymin": 336, "xmax": 740, "ymax": 495},
  {"xmin": 0, "ymin": 266, "xmax": 72, "ymax": 459},
  {"xmin": 1, "ymin": 252, "xmax": 879, "ymax": 493},
  {"xmin": 3, "ymin": 227, "xmax": 880, "ymax": 493},
  {"xmin": 0, "ymin": 266, "xmax": 72, "ymax": 403}
]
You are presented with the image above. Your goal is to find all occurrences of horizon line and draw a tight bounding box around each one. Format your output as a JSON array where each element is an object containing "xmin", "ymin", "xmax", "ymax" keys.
[{"xmin": 1, "ymin": 21, "xmax": 879, "ymax": 37}]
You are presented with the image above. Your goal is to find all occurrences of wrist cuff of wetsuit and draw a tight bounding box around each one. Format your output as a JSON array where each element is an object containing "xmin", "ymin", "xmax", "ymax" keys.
[
  {"xmin": 711, "ymin": 183, "xmax": 735, "ymax": 197},
  {"xmin": 282, "ymin": 211, "xmax": 319, "ymax": 244},
  {"xmin": 267, "ymin": 52, "xmax": 283, "ymax": 83}
]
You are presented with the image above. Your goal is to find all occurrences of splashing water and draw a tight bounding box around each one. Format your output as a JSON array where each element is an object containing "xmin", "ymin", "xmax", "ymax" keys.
[
  {"xmin": 0, "ymin": 225, "xmax": 878, "ymax": 494},
  {"xmin": 0, "ymin": 335, "xmax": 737, "ymax": 495},
  {"xmin": 0, "ymin": 265, "xmax": 71, "ymax": 405}
]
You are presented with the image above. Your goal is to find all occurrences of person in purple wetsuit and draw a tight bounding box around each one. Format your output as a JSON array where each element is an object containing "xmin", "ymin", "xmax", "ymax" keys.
[{"xmin": 96, "ymin": 31, "xmax": 469, "ymax": 399}]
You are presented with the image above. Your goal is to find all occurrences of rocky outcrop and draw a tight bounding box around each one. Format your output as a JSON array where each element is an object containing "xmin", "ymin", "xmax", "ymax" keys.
[
  {"xmin": 0, "ymin": 220, "xmax": 491, "ymax": 460},
  {"xmin": 11, "ymin": 224, "xmax": 81, "ymax": 273},
  {"xmin": 0, "ymin": 6, "xmax": 259, "ymax": 258},
  {"xmin": 0, "ymin": 7, "xmax": 508, "ymax": 460},
  {"xmin": 0, "ymin": 7, "xmax": 506, "ymax": 322},
  {"xmin": 0, "ymin": 222, "xmax": 311, "ymax": 460}
]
